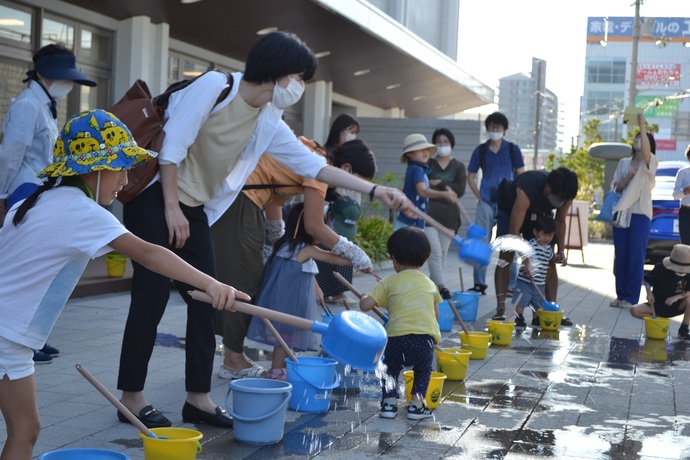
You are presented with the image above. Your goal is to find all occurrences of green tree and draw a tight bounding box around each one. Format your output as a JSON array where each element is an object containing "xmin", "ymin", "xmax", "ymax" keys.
[{"xmin": 556, "ymin": 118, "xmax": 605, "ymax": 204}]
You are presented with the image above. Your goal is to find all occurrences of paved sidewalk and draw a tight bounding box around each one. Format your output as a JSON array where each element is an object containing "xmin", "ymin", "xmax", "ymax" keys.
[{"xmin": 6, "ymin": 241, "xmax": 690, "ymax": 459}]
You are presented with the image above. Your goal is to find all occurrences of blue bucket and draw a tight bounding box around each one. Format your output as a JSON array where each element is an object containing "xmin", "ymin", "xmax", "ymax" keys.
[
  {"xmin": 225, "ymin": 378, "xmax": 292, "ymax": 445},
  {"xmin": 453, "ymin": 291, "xmax": 480, "ymax": 322},
  {"xmin": 321, "ymin": 313, "xmax": 333, "ymax": 324},
  {"xmin": 286, "ymin": 356, "xmax": 339, "ymax": 413},
  {"xmin": 438, "ymin": 301, "xmax": 454, "ymax": 332},
  {"xmin": 39, "ymin": 449, "xmax": 129, "ymax": 459}
]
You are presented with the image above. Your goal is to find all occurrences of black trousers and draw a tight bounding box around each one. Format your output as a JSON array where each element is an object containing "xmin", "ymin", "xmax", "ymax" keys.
[
  {"xmin": 679, "ymin": 207, "xmax": 690, "ymax": 245},
  {"xmin": 117, "ymin": 182, "xmax": 216, "ymax": 393}
]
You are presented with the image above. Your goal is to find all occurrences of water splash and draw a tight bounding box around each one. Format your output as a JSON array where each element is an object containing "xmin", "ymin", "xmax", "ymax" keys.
[{"xmin": 491, "ymin": 235, "xmax": 535, "ymax": 270}]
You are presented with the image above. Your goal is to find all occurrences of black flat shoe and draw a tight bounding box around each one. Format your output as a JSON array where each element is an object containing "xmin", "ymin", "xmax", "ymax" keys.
[
  {"xmin": 117, "ymin": 404, "xmax": 171, "ymax": 428},
  {"xmin": 182, "ymin": 401, "xmax": 233, "ymax": 428}
]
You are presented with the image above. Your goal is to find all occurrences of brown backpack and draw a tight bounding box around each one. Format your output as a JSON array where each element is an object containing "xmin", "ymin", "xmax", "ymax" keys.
[{"xmin": 108, "ymin": 70, "xmax": 233, "ymax": 203}]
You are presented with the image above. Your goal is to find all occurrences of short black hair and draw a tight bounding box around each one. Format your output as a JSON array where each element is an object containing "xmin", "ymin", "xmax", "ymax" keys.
[
  {"xmin": 685, "ymin": 144, "xmax": 690, "ymax": 161},
  {"xmin": 387, "ymin": 227, "xmax": 431, "ymax": 267},
  {"xmin": 432, "ymin": 127, "xmax": 455, "ymax": 148},
  {"xmin": 534, "ymin": 215, "xmax": 557, "ymax": 234},
  {"xmin": 546, "ymin": 167, "xmax": 579, "ymax": 202},
  {"xmin": 244, "ymin": 31, "xmax": 317, "ymax": 84},
  {"xmin": 330, "ymin": 139, "xmax": 376, "ymax": 179},
  {"xmin": 485, "ymin": 112, "xmax": 509, "ymax": 130}
]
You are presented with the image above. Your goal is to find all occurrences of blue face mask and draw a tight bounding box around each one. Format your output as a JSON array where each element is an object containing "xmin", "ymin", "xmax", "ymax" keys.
[{"xmin": 547, "ymin": 193, "xmax": 565, "ymax": 209}]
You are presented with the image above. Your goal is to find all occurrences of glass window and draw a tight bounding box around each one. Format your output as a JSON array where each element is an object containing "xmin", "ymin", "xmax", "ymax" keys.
[
  {"xmin": 42, "ymin": 18, "xmax": 74, "ymax": 49},
  {"xmin": 80, "ymin": 27, "xmax": 111, "ymax": 64},
  {"xmin": 167, "ymin": 52, "xmax": 210, "ymax": 85},
  {"xmin": 587, "ymin": 59, "xmax": 627, "ymax": 84},
  {"xmin": 0, "ymin": 4, "xmax": 31, "ymax": 44}
]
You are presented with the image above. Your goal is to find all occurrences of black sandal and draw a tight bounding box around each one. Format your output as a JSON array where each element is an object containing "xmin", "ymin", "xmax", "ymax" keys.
[{"xmin": 468, "ymin": 284, "xmax": 487, "ymax": 295}]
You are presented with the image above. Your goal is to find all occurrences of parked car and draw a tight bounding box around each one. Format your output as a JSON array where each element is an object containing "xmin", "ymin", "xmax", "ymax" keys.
[{"xmin": 646, "ymin": 161, "xmax": 687, "ymax": 264}]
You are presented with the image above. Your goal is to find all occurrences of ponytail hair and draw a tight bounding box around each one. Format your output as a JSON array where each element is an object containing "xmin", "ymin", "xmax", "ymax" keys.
[{"xmin": 13, "ymin": 178, "xmax": 58, "ymax": 226}]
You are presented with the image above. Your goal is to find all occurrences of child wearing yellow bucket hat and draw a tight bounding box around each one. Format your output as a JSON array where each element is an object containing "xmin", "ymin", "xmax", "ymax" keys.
[
  {"xmin": 359, "ymin": 226, "xmax": 442, "ymax": 420},
  {"xmin": 0, "ymin": 109, "xmax": 248, "ymax": 460},
  {"xmin": 630, "ymin": 244, "xmax": 690, "ymax": 339}
]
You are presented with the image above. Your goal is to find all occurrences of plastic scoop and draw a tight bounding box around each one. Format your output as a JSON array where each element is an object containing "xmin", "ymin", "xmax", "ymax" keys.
[
  {"xmin": 189, "ymin": 291, "xmax": 386, "ymax": 372},
  {"xmin": 75, "ymin": 364, "xmax": 163, "ymax": 439},
  {"xmin": 454, "ymin": 198, "xmax": 487, "ymax": 239},
  {"xmin": 331, "ymin": 271, "xmax": 388, "ymax": 322},
  {"xmin": 407, "ymin": 207, "xmax": 492, "ymax": 267}
]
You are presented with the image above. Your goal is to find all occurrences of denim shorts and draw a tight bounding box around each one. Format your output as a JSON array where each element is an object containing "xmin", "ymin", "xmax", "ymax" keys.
[
  {"xmin": 514, "ymin": 279, "xmax": 545, "ymax": 309},
  {"xmin": 0, "ymin": 335, "xmax": 34, "ymax": 380}
]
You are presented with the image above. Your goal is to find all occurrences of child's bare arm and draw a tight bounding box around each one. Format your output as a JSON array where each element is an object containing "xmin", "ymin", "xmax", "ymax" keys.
[
  {"xmin": 359, "ymin": 294, "xmax": 378, "ymax": 312},
  {"xmin": 415, "ymin": 181, "xmax": 457, "ymax": 203},
  {"xmin": 110, "ymin": 233, "xmax": 250, "ymax": 310},
  {"xmin": 298, "ymin": 245, "xmax": 352, "ymax": 266}
]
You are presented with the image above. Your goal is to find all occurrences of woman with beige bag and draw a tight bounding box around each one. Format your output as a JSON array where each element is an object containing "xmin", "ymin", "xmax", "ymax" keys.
[{"xmin": 610, "ymin": 113, "xmax": 657, "ymax": 308}]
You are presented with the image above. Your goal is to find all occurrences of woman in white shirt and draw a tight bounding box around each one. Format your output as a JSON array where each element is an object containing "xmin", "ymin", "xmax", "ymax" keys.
[
  {"xmin": 610, "ymin": 113, "xmax": 658, "ymax": 308},
  {"xmin": 672, "ymin": 145, "xmax": 690, "ymax": 245}
]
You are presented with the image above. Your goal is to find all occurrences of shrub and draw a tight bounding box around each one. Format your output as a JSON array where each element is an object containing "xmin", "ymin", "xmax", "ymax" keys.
[{"xmin": 356, "ymin": 215, "xmax": 393, "ymax": 264}]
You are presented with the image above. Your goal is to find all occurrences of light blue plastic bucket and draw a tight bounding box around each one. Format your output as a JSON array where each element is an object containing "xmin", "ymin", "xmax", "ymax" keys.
[
  {"xmin": 225, "ymin": 378, "xmax": 292, "ymax": 445},
  {"xmin": 321, "ymin": 313, "xmax": 333, "ymax": 324},
  {"xmin": 438, "ymin": 301, "xmax": 454, "ymax": 332},
  {"xmin": 39, "ymin": 449, "xmax": 129, "ymax": 459},
  {"xmin": 453, "ymin": 291, "xmax": 480, "ymax": 322},
  {"xmin": 286, "ymin": 356, "xmax": 339, "ymax": 413}
]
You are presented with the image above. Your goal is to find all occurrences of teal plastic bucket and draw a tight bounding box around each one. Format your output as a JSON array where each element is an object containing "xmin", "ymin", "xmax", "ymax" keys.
[
  {"xmin": 39, "ymin": 449, "xmax": 129, "ymax": 459},
  {"xmin": 438, "ymin": 301, "xmax": 454, "ymax": 332},
  {"xmin": 453, "ymin": 291, "xmax": 480, "ymax": 322},
  {"xmin": 286, "ymin": 356, "xmax": 339, "ymax": 413},
  {"xmin": 225, "ymin": 378, "xmax": 292, "ymax": 445}
]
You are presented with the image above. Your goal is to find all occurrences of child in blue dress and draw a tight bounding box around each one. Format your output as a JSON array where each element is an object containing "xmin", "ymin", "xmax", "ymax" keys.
[
  {"xmin": 359, "ymin": 226, "xmax": 441, "ymax": 420},
  {"xmin": 0, "ymin": 109, "xmax": 245, "ymax": 460},
  {"xmin": 247, "ymin": 202, "xmax": 351, "ymax": 380},
  {"xmin": 395, "ymin": 133, "xmax": 457, "ymax": 230}
]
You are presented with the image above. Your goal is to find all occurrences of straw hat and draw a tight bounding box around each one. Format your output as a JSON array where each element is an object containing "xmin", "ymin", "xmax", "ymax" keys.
[
  {"xmin": 663, "ymin": 244, "xmax": 690, "ymax": 273},
  {"xmin": 39, "ymin": 109, "xmax": 156, "ymax": 178},
  {"xmin": 400, "ymin": 133, "xmax": 436, "ymax": 162}
]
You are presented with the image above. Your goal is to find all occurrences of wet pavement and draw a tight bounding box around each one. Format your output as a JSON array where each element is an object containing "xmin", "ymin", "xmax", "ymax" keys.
[{"xmin": 8, "ymin": 240, "xmax": 690, "ymax": 459}]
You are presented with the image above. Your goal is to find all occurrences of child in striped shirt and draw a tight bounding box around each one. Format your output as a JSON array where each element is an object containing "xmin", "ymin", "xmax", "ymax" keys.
[{"xmin": 513, "ymin": 215, "xmax": 557, "ymax": 328}]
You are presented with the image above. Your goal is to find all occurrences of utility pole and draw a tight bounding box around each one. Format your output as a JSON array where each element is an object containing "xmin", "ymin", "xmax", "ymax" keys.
[
  {"xmin": 627, "ymin": 0, "xmax": 641, "ymax": 117},
  {"xmin": 533, "ymin": 60, "xmax": 542, "ymax": 170}
]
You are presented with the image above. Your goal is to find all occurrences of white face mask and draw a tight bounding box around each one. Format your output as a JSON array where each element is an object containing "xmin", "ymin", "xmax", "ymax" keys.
[
  {"xmin": 272, "ymin": 77, "xmax": 304, "ymax": 108},
  {"xmin": 47, "ymin": 80, "xmax": 74, "ymax": 100},
  {"xmin": 633, "ymin": 139, "xmax": 641, "ymax": 151},
  {"xmin": 487, "ymin": 132, "xmax": 504, "ymax": 141},
  {"xmin": 343, "ymin": 132, "xmax": 357, "ymax": 143},
  {"xmin": 675, "ymin": 272, "xmax": 687, "ymax": 277},
  {"xmin": 436, "ymin": 145, "xmax": 452, "ymax": 157}
]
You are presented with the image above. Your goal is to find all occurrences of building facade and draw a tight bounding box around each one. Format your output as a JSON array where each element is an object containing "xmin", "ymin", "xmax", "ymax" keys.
[
  {"xmin": 497, "ymin": 58, "xmax": 560, "ymax": 169},
  {"xmin": 583, "ymin": 16, "xmax": 690, "ymax": 161}
]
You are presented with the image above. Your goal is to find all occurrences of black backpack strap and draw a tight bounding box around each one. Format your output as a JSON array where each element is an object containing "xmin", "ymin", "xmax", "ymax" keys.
[{"xmin": 153, "ymin": 69, "xmax": 232, "ymax": 112}]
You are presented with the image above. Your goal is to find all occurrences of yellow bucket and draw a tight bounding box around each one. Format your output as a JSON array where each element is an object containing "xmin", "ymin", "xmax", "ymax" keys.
[
  {"xmin": 458, "ymin": 331, "xmax": 491, "ymax": 360},
  {"xmin": 435, "ymin": 348, "xmax": 472, "ymax": 381},
  {"xmin": 140, "ymin": 427, "xmax": 203, "ymax": 460},
  {"xmin": 486, "ymin": 320, "xmax": 516, "ymax": 346},
  {"xmin": 538, "ymin": 310, "xmax": 563, "ymax": 331},
  {"xmin": 105, "ymin": 252, "xmax": 127, "ymax": 278},
  {"xmin": 644, "ymin": 316, "xmax": 669, "ymax": 340},
  {"xmin": 403, "ymin": 371, "xmax": 447, "ymax": 409}
]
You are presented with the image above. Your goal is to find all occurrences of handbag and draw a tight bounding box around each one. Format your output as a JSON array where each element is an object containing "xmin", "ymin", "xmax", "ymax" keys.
[
  {"xmin": 107, "ymin": 79, "xmax": 164, "ymax": 203},
  {"xmin": 612, "ymin": 209, "xmax": 631, "ymax": 228},
  {"xmin": 108, "ymin": 70, "xmax": 233, "ymax": 203},
  {"xmin": 595, "ymin": 191, "xmax": 621, "ymax": 223}
]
